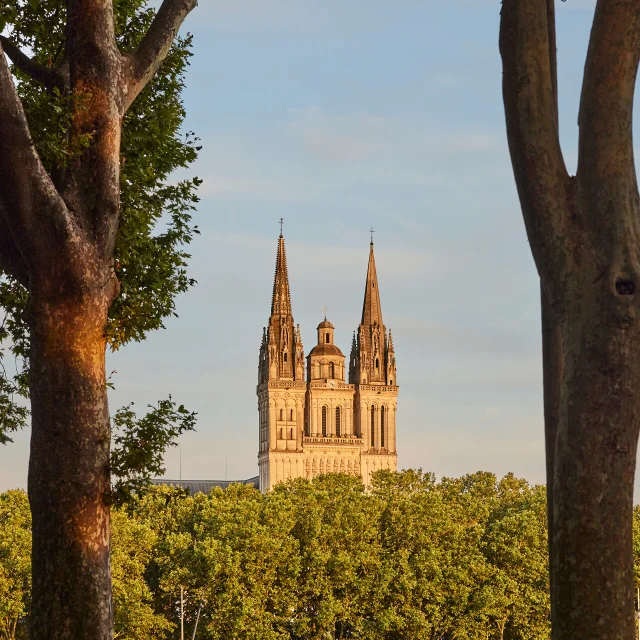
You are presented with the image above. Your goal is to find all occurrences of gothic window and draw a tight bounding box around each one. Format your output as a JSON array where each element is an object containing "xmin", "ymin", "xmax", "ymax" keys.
[
  {"xmin": 370, "ymin": 406, "xmax": 375, "ymax": 448},
  {"xmin": 389, "ymin": 379, "xmax": 393, "ymax": 386},
  {"xmin": 322, "ymin": 406, "xmax": 327, "ymax": 437},
  {"xmin": 280, "ymin": 408, "xmax": 284, "ymax": 421},
  {"xmin": 375, "ymin": 358, "xmax": 379, "ymax": 369},
  {"xmin": 381, "ymin": 406, "xmax": 385, "ymax": 448},
  {"xmin": 284, "ymin": 353, "xmax": 288, "ymax": 362},
  {"xmin": 290, "ymin": 409, "xmax": 294, "ymax": 421},
  {"xmin": 326, "ymin": 333, "xmax": 330, "ymax": 343},
  {"xmin": 336, "ymin": 407, "xmax": 341, "ymax": 437}
]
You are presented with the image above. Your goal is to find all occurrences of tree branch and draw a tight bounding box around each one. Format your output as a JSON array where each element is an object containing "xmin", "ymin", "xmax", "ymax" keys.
[
  {"xmin": 499, "ymin": 0, "xmax": 570, "ymax": 287},
  {"xmin": 577, "ymin": 0, "xmax": 640, "ymax": 191},
  {"xmin": 0, "ymin": 41, "xmax": 75, "ymax": 275},
  {"xmin": 123, "ymin": 0, "xmax": 197, "ymax": 111},
  {"xmin": 0, "ymin": 36, "xmax": 66, "ymax": 91}
]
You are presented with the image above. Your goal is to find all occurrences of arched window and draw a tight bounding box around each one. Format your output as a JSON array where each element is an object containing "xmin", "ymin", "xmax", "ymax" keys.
[
  {"xmin": 389, "ymin": 379, "xmax": 393, "ymax": 386},
  {"xmin": 280, "ymin": 408, "xmax": 284, "ymax": 421},
  {"xmin": 322, "ymin": 406, "xmax": 327, "ymax": 437},
  {"xmin": 284, "ymin": 353, "xmax": 288, "ymax": 362},
  {"xmin": 370, "ymin": 406, "xmax": 375, "ymax": 448},
  {"xmin": 325, "ymin": 333, "xmax": 330, "ymax": 343},
  {"xmin": 381, "ymin": 406, "xmax": 385, "ymax": 448},
  {"xmin": 290, "ymin": 409, "xmax": 294, "ymax": 421},
  {"xmin": 375, "ymin": 358, "xmax": 379, "ymax": 369},
  {"xmin": 336, "ymin": 407, "xmax": 341, "ymax": 437},
  {"xmin": 330, "ymin": 362, "xmax": 335, "ymax": 379}
]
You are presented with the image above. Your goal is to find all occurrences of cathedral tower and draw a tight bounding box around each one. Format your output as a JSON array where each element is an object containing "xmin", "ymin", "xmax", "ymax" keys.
[
  {"xmin": 257, "ymin": 231, "xmax": 306, "ymax": 491},
  {"xmin": 349, "ymin": 240, "xmax": 398, "ymax": 482}
]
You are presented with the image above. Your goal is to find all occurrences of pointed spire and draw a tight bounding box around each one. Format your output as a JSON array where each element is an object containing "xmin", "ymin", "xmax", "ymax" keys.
[
  {"xmin": 361, "ymin": 241, "xmax": 383, "ymax": 327},
  {"xmin": 271, "ymin": 233, "xmax": 292, "ymax": 316}
]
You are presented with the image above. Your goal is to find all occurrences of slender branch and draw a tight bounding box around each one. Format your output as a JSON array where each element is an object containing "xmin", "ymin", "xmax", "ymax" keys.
[
  {"xmin": 0, "ymin": 36, "xmax": 66, "ymax": 91},
  {"xmin": 499, "ymin": 0, "xmax": 570, "ymax": 287},
  {"xmin": 577, "ymin": 0, "xmax": 640, "ymax": 189},
  {"xmin": 0, "ymin": 200, "xmax": 29, "ymax": 287},
  {"xmin": 123, "ymin": 0, "xmax": 197, "ymax": 111}
]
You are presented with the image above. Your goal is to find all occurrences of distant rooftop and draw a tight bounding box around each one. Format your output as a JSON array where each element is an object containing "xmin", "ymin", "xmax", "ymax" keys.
[{"xmin": 151, "ymin": 477, "xmax": 259, "ymax": 494}]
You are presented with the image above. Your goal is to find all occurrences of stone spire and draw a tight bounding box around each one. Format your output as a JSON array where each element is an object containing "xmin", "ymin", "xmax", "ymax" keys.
[
  {"xmin": 258, "ymin": 230, "xmax": 303, "ymax": 382},
  {"xmin": 271, "ymin": 232, "xmax": 292, "ymax": 317},
  {"xmin": 361, "ymin": 241, "xmax": 383, "ymax": 328},
  {"xmin": 349, "ymin": 239, "xmax": 394, "ymax": 386}
]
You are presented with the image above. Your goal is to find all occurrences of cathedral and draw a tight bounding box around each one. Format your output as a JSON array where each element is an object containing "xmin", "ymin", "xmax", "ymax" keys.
[{"xmin": 257, "ymin": 230, "xmax": 398, "ymax": 492}]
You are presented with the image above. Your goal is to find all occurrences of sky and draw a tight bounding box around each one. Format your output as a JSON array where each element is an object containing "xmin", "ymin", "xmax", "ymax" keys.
[{"xmin": 0, "ymin": 0, "xmax": 607, "ymax": 490}]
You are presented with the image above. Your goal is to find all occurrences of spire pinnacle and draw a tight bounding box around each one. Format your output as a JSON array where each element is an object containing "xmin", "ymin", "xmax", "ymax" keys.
[{"xmin": 361, "ymin": 241, "xmax": 383, "ymax": 327}]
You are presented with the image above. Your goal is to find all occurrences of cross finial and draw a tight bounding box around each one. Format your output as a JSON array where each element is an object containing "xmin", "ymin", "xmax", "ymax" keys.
[
  {"xmin": 369, "ymin": 226, "xmax": 375, "ymax": 245},
  {"xmin": 324, "ymin": 305, "xmax": 327, "ymax": 320},
  {"xmin": 279, "ymin": 218, "xmax": 284, "ymax": 237}
]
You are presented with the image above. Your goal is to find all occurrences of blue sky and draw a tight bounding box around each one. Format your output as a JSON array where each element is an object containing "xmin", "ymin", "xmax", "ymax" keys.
[{"xmin": 1, "ymin": 0, "xmax": 603, "ymax": 489}]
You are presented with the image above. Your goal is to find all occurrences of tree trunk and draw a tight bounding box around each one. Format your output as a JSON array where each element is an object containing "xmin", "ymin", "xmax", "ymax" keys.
[
  {"xmin": 28, "ymin": 280, "xmax": 114, "ymax": 640},
  {"xmin": 500, "ymin": 1, "xmax": 640, "ymax": 637},
  {"xmin": 0, "ymin": 1, "xmax": 197, "ymax": 636},
  {"xmin": 551, "ymin": 278, "xmax": 640, "ymax": 639}
]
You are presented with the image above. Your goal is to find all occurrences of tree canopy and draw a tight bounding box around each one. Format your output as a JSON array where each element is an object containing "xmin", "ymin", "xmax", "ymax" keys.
[{"xmin": 0, "ymin": 470, "xmax": 559, "ymax": 640}]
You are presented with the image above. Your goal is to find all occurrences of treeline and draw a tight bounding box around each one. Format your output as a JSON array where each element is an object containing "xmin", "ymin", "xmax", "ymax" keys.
[{"xmin": 0, "ymin": 469, "xmax": 580, "ymax": 640}]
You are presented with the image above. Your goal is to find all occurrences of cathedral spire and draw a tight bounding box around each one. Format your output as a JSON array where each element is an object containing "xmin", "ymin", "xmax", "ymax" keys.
[
  {"xmin": 361, "ymin": 241, "xmax": 383, "ymax": 328},
  {"xmin": 259, "ymin": 228, "xmax": 303, "ymax": 383},
  {"xmin": 271, "ymin": 232, "xmax": 292, "ymax": 317},
  {"xmin": 349, "ymin": 238, "xmax": 395, "ymax": 386}
]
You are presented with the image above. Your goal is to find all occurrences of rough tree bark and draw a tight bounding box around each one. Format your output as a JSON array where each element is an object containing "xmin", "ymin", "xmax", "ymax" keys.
[
  {"xmin": 0, "ymin": 1, "xmax": 197, "ymax": 638},
  {"xmin": 500, "ymin": 1, "xmax": 640, "ymax": 638}
]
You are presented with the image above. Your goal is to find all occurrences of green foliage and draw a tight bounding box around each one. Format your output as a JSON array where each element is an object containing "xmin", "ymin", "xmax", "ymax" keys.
[
  {"xmin": 0, "ymin": 490, "xmax": 31, "ymax": 640},
  {"xmin": 0, "ymin": 471, "xmax": 556, "ymax": 640},
  {"xmin": 111, "ymin": 398, "xmax": 197, "ymax": 505},
  {"xmin": 0, "ymin": 0, "xmax": 200, "ymax": 443},
  {"xmin": 0, "ymin": 281, "xmax": 29, "ymax": 441},
  {"xmin": 111, "ymin": 509, "xmax": 174, "ymax": 639}
]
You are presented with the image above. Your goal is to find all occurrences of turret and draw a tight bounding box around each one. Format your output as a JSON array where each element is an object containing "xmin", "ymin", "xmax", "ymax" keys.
[
  {"xmin": 386, "ymin": 329, "xmax": 396, "ymax": 386},
  {"xmin": 307, "ymin": 318, "xmax": 346, "ymax": 381}
]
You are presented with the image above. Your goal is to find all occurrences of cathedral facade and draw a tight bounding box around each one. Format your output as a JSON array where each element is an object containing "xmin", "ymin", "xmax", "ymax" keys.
[{"xmin": 257, "ymin": 231, "xmax": 398, "ymax": 492}]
